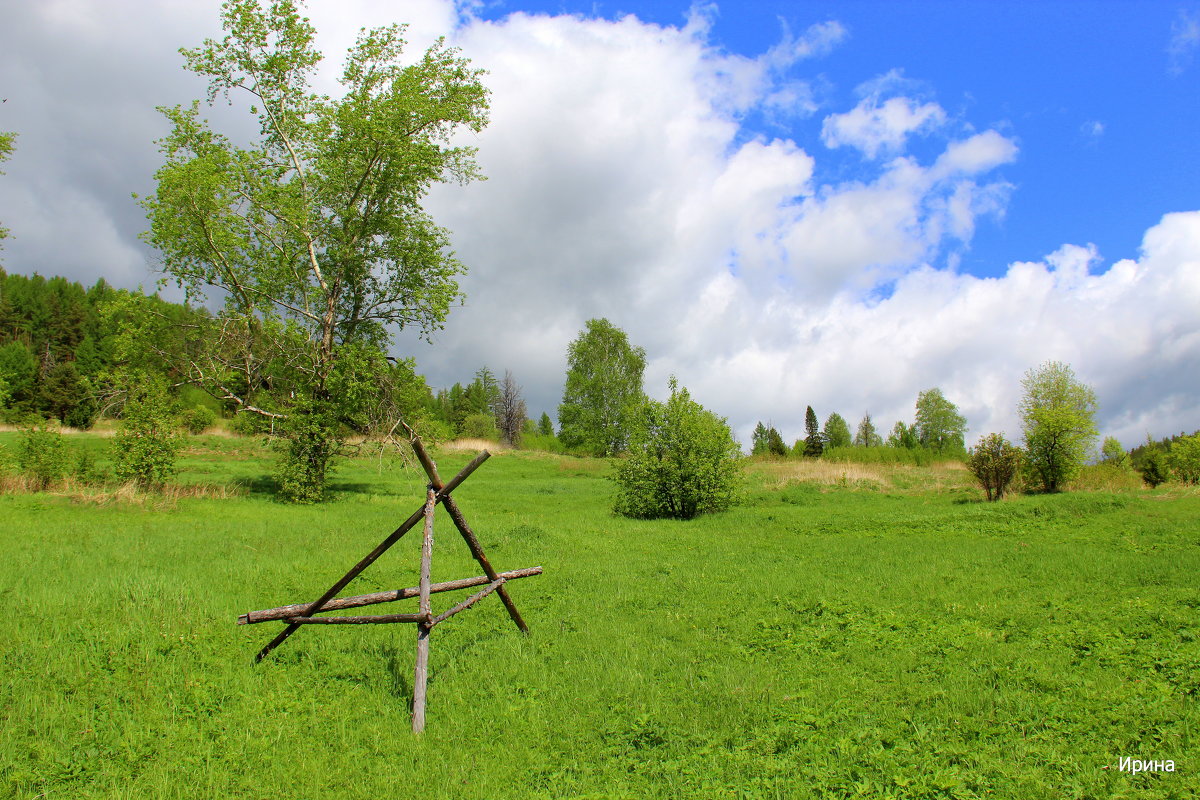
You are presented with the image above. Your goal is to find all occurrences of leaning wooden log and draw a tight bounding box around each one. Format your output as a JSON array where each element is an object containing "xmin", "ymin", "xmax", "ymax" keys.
[
  {"xmin": 286, "ymin": 613, "xmax": 427, "ymax": 624},
  {"xmin": 412, "ymin": 487, "xmax": 436, "ymax": 735},
  {"xmin": 238, "ymin": 567, "xmax": 544, "ymax": 625},
  {"xmin": 411, "ymin": 439, "xmax": 529, "ymax": 634},
  {"xmin": 429, "ymin": 577, "xmax": 507, "ymax": 627},
  {"xmin": 252, "ymin": 450, "xmax": 491, "ymax": 663}
]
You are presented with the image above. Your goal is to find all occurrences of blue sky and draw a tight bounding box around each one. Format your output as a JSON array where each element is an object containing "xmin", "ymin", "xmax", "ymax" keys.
[{"xmin": 1, "ymin": 0, "xmax": 1198, "ymax": 448}]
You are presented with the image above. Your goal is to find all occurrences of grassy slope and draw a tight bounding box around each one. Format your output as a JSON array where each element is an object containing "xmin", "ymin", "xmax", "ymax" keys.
[{"xmin": 0, "ymin": 437, "xmax": 1197, "ymax": 799}]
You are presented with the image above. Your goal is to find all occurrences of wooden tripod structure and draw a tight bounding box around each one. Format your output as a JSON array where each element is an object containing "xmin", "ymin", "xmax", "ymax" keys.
[{"xmin": 238, "ymin": 438, "xmax": 541, "ymax": 732}]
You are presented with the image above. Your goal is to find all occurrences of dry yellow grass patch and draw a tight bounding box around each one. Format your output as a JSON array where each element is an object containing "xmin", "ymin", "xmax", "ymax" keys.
[
  {"xmin": 437, "ymin": 438, "xmax": 509, "ymax": 453},
  {"xmin": 746, "ymin": 457, "xmax": 976, "ymax": 494}
]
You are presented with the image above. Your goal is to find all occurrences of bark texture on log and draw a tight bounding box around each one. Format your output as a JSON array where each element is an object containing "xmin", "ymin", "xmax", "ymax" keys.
[
  {"xmin": 412, "ymin": 487, "xmax": 436, "ymax": 735},
  {"xmin": 252, "ymin": 450, "xmax": 490, "ymax": 662},
  {"xmin": 410, "ymin": 440, "xmax": 529, "ymax": 634},
  {"xmin": 286, "ymin": 613, "xmax": 425, "ymax": 624},
  {"xmin": 238, "ymin": 567, "xmax": 543, "ymax": 624}
]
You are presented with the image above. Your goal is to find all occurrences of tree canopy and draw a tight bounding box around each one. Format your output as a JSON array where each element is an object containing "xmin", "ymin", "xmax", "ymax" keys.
[
  {"xmin": 557, "ymin": 318, "xmax": 646, "ymax": 456},
  {"xmin": 140, "ymin": 0, "xmax": 489, "ymax": 500},
  {"xmin": 1019, "ymin": 361, "xmax": 1098, "ymax": 492},
  {"xmin": 0, "ymin": 130, "xmax": 14, "ymax": 247},
  {"xmin": 914, "ymin": 387, "xmax": 967, "ymax": 454}
]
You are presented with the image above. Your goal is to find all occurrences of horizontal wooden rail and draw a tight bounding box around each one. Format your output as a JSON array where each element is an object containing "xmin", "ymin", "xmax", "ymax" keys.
[
  {"xmin": 252, "ymin": 450, "xmax": 491, "ymax": 662},
  {"xmin": 239, "ymin": 567, "xmax": 543, "ymax": 625},
  {"xmin": 286, "ymin": 613, "xmax": 426, "ymax": 625}
]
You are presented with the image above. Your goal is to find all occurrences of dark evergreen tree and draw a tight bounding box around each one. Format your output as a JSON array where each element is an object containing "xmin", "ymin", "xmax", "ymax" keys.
[{"xmin": 803, "ymin": 405, "xmax": 823, "ymax": 457}]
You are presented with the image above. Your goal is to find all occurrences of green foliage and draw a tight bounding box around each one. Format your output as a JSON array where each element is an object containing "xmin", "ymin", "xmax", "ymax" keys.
[
  {"xmin": 112, "ymin": 377, "xmax": 181, "ymax": 488},
  {"xmin": 802, "ymin": 405, "xmax": 823, "ymax": 457},
  {"xmin": 1099, "ymin": 435, "xmax": 1129, "ymax": 468},
  {"xmin": 274, "ymin": 397, "xmax": 340, "ymax": 503},
  {"xmin": 822, "ymin": 412, "xmax": 852, "ymax": 450},
  {"xmin": 967, "ymin": 432, "xmax": 1023, "ymax": 501},
  {"xmin": 1168, "ymin": 432, "xmax": 1200, "ymax": 485},
  {"xmin": 1019, "ymin": 361, "xmax": 1099, "ymax": 492},
  {"xmin": 1138, "ymin": 435, "xmax": 1170, "ymax": 488},
  {"xmin": 16, "ymin": 424, "xmax": 68, "ymax": 490},
  {"xmin": 853, "ymin": 411, "xmax": 882, "ymax": 447},
  {"xmin": 0, "ymin": 130, "xmax": 13, "ymax": 246},
  {"xmin": 751, "ymin": 421, "xmax": 786, "ymax": 457},
  {"xmin": 913, "ymin": 387, "xmax": 967, "ymax": 454},
  {"xmin": 180, "ymin": 404, "xmax": 217, "ymax": 435},
  {"xmin": 613, "ymin": 378, "xmax": 742, "ymax": 520},
  {"xmin": 538, "ymin": 412, "xmax": 554, "ymax": 437},
  {"xmin": 558, "ymin": 319, "xmax": 646, "ymax": 456},
  {"xmin": 887, "ymin": 420, "xmax": 918, "ymax": 449},
  {"xmin": 0, "ymin": 340, "xmax": 36, "ymax": 409},
  {"xmin": 459, "ymin": 412, "xmax": 500, "ymax": 441},
  {"xmin": 2, "ymin": 440, "xmax": 1199, "ymax": 798},
  {"xmin": 141, "ymin": 0, "xmax": 488, "ymax": 499}
]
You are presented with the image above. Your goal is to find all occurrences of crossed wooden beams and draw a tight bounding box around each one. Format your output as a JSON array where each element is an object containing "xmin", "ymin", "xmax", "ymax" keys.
[{"xmin": 238, "ymin": 438, "xmax": 541, "ymax": 732}]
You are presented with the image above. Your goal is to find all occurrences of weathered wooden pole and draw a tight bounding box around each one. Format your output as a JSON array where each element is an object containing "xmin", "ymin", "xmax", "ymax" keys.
[
  {"xmin": 238, "ymin": 567, "xmax": 543, "ymax": 625},
  {"xmin": 410, "ymin": 439, "xmax": 529, "ymax": 634},
  {"xmin": 412, "ymin": 487, "xmax": 436, "ymax": 734},
  {"xmin": 252, "ymin": 450, "xmax": 490, "ymax": 663}
]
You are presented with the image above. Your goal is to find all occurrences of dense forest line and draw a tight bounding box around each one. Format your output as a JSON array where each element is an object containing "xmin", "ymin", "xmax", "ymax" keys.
[{"xmin": 0, "ymin": 268, "xmax": 545, "ymax": 445}]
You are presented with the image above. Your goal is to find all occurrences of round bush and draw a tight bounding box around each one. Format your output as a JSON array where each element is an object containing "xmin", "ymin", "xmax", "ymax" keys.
[{"xmin": 612, "ymin": 378, "xmax": 742, "ymax": 520}]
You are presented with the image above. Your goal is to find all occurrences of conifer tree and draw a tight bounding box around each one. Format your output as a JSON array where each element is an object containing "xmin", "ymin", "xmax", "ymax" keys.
[{"xmin": 803, "ymin": 405, "xmax": 823, "ymax": 457}]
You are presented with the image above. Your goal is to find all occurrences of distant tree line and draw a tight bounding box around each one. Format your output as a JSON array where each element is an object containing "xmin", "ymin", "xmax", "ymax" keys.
[{"xmin": 748, "ymin": 387, "xmax": 968, "ymax": 462}]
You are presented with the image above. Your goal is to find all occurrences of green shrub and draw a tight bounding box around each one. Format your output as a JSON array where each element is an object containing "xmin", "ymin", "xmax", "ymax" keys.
[
  {"xmin": 1168, "ymin": 433, "xmax": 1200, "ymax": 485},
  {"xmin": 275, "ymin": 398, "xmax": 341, "ymax": 504},
  {"xmin": 112, "ymin": 378, "xmax": 181, "ymax": 488},
  {"xmin": 967, "ymin": 433, "xmax": 1022, "ymax": 501},
  {"xmin": 179, "ymin": 404, "xmax": 217, "ymax": 435},
  {"xmin": 17, "ymin": 424, "xmax": 68, "ymax": 490},
  {"xmin": 459, "ymin": 413, "xmax": 499, "ymax": 441},
  {"xmin": 1139, "ymin": 448, "xmax": 1169, "ymax": 488},
  {"xmin": 613, "ymin": 378, "xmax": 742, "ymax": 520}
]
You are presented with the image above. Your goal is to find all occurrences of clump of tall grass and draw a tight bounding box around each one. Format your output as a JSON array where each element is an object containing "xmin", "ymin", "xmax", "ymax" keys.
[
  {"xmin": 1071, "ymin": 463, "xmax": 1145, "ymax": 492},
  {"xmin": 821, "ymin": 445, "xmax": 959, "ymax": 467}
]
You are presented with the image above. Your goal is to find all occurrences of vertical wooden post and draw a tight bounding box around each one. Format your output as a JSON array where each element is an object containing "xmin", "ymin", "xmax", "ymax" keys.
[{"xmin": 412, "ymin": 487, "xmax": 436, "ymax": 734}]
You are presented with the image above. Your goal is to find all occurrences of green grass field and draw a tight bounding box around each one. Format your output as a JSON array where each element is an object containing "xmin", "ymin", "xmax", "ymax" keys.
[{"xmin": 1, "ymin": 434, "xmax": 1197, "ymax": 798}]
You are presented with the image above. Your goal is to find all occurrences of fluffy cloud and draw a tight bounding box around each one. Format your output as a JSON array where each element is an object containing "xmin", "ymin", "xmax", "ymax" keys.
[
  {"xmin": 822, "ymin": 95, "xmax": 947, "ymax": 159},
  {"xmin": 1, "ymin": 1, "xmax": 1196, "ymax": 453}
]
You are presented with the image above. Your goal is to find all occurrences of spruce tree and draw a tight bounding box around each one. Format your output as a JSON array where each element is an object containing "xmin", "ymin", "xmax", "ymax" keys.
[{"xmin": 803, "ymin": 406, "xmax": 823, "ymax": 458}]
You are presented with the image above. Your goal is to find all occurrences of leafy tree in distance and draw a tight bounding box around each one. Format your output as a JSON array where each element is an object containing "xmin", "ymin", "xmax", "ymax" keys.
[
  {"xmin": 140, "ymin": 0, "xmax": 488, "ymax": 500},
  {"xmin": 612, "ymin": 377, "xmax": 742, "ymax": 520},
  {"xmin": 854, "ymin": 411, "xmax": 881, "ymax": 447},
  {"xmin": 967, "ymin": 433, "xmax": 1022, "ymax": 501},
  {"xmin": 1168, "ymin": 432, "xmax": 1200, "ymax": 484},
  {"xmin": 1019, "ymin": 361, "xmax": 1099, "ymax": 492},
  {"xmin": 1100, "ymin": 436, "xmax": 1130, "ymax": 468},
  {"xmin": 0, "ymin": 130, "xmax": 13, "ymax": 247},
  {"xmin": 497, "ymin": 370, "xmax": 526, "ymax": 447},
  {"xmin": 914, "ymin": 388, "xmax": 967, "ymax": 454},
  {"xmin": 822, "ymin": 412, "xmax": 852, "ymax": 450},
  {"xmin": 802, "ymin": 405, "xmax": 823, "ymax": 457},
  {"xmin": 887, "ymin": 421, "xmax": 918, "ymax": 449},
  {"xmin": 112, "ymin": 375, "xmax": 181, "ymax": 489},
  {"xmin": 537, "ymin": 412, "xmax": 554, "ymax": 437},
  {"xmin": 558, "ymin": 318, "xmax": 646, "ymax": 456}
]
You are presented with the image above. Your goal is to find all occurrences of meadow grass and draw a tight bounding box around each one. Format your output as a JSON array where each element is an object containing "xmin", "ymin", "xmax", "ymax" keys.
[{"xmin": 0, "ymin": 435, "xmax": 1197, "ymax": 798}]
